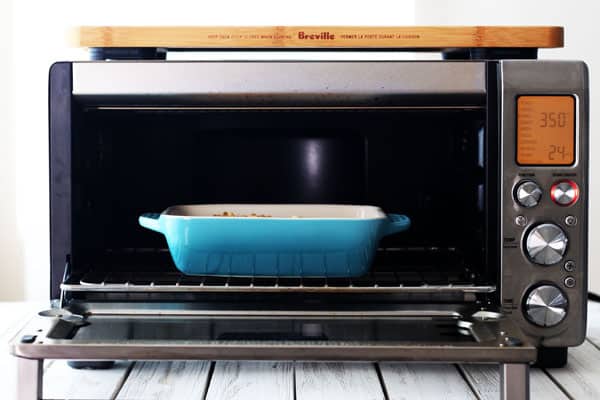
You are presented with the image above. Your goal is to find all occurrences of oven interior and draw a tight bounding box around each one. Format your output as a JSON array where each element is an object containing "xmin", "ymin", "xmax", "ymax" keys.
[{"xmin": 60, "ymin": 107, "xmax": 496, "ymax": 305}]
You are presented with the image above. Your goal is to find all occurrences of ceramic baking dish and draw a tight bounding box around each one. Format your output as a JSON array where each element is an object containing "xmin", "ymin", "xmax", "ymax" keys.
[{"xmin": 139, "ymin": 204, "xmax": 410, "ymax": 277}]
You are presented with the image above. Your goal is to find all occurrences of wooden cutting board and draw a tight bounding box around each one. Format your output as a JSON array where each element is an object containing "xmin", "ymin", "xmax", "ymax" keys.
[{"xmin": 76, "ymin": 26, "xmax": 563, "ymax": 49}]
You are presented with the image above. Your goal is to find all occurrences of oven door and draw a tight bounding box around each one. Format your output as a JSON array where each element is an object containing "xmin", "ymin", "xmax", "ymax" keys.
[{"xmin": 12, "ymin": 303, "xmax": 535, "ymax": 363}]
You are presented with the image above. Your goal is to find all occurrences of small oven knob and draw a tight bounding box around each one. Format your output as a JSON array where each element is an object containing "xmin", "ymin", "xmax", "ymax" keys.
[
  {"xmin": 524, "ymin": 285, "xmax": 568, "ymax": 327},
  {"xmin": 514, "ymin": 180, "xmax": 542, "ymax": 208},
  {"xmin": 525, "ymin": 223, "xmax": 568, "ymax": 265},
  {"xmin": 551, "ymin": 180, "xmax": 580, "ymax": 206}
]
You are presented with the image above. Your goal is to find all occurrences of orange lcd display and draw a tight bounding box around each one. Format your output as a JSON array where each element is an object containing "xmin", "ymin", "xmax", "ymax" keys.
[{"xmin": 517, "ymin": 96, "xmax": 575, "ymax": 165}]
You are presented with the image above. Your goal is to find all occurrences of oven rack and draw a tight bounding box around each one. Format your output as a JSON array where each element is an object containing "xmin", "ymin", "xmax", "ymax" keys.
[
  {"xmin": 61, "ymin": 271, "xmax": 495, "ymax": 294},
  {"xmin": 60, "ymin": 246, "xmax": 494, "ymax": 294}
]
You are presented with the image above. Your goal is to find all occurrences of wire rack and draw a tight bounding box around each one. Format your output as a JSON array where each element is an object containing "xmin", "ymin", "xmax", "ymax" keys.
[{"xmin": 61, "ymin": 247, "xmax": 495, "ymax": 294}]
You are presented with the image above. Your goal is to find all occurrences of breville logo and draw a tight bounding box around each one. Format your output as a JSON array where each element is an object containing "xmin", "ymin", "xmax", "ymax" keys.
[{"xmin": 298, "ymin": 31, "xmax": 335, "ymax": 40}]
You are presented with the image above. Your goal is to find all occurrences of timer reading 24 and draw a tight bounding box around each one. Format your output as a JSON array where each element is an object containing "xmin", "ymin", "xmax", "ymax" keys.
[{"xmin": 517, "ymin": 96, "xmax": 575, "ymax": 165}]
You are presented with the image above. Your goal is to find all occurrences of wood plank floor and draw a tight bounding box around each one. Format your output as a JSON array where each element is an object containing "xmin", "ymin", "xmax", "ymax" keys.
[{"xmin": 3, "ymin": 301, "xmax": 600, "ymax": 399}]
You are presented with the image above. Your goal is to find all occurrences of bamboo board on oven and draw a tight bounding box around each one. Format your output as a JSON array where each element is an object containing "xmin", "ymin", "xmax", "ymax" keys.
[{"xmin": 75, "ymin": 26, "xmax": 564, "ymax": 49}]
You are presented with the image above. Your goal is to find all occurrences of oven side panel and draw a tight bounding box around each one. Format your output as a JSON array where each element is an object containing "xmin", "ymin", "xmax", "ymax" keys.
[
  {"xmin": 49, "ymin": 62, "xmax": 73, "ymax": 300},
  {"xmin": 500, "ymin": 60, "xmax": 589, "ymax": 347}
]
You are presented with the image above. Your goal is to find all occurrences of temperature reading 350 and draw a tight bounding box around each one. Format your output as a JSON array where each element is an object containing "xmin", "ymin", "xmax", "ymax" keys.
[
  {"xmin": 517, "ymin": 96, "xmax": 575, "ymax": 166},
  {"xmin": 540, "ymin": 112, "xmax": 567, "ymax": 128}
]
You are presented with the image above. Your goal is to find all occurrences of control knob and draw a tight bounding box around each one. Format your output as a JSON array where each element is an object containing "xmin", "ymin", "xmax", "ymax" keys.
[
  {"xmin": 514, "ymin": 180, "xmax": 542, "ymax": 208},
  {"xmin": 524, "ymin": 285, "xmax": 568, "ymax": 327},
  {"xmin": 525, "ymin": 223, "xmax": 568, "ymax": 265},
  {"xmin": 551, "ymin": 180, "xmax": 579, "ymax": 206}
]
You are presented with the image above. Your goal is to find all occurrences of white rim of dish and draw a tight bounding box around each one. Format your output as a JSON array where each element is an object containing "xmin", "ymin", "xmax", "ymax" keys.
[{"xmin": 161, "ymin": 204, "xmax": 389, "ymax": 220}]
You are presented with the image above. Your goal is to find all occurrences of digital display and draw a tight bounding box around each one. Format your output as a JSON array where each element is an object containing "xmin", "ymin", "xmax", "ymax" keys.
[{"xmin": 517, "ymin": 96, "xmax": 575, "ymax": 165}]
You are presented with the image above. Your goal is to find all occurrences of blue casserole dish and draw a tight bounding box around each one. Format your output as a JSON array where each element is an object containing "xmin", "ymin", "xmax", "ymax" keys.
[{"xmin": 139, "ymin": 204, "xmax": 410, "ymax": 277}]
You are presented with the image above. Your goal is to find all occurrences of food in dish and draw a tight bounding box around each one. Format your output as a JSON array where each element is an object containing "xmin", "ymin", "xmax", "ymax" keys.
[{"xmin": 212, "ymin": 211, "xmax": 273, "ymax": 217}]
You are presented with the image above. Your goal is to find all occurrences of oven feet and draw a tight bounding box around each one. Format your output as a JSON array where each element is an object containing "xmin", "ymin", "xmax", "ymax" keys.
[
  {"xmin": 15, "ymin": 358, "xmax": 531, "ymax": 400},
  {"xmin": 67, "ymin": 360, "xmax": 115, "ymax": 369},
  {"xmin": 500, "ymin": 363, "xmax": 530, "ymax": 400},
  {"xmin": 16, "ymin": 359, "xmax": 115, "ymax": 399},
  {"xmin": 17, "ymin": 358, "xmax": 42, "ymax": 400},
  {"xmin": 534, "ymin": 346, "xmax": 568, "ymax": 368}
]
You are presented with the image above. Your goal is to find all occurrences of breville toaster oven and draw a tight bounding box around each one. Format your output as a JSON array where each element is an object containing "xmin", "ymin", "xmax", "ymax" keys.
[{"xmin": 10, "ymin": 26, "xmax": 588, "ymax": 400}]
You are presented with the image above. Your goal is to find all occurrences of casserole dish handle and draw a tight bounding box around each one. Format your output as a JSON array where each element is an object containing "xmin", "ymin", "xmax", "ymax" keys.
[
  {"xmin": 139, "ymin": 213, "xmax": 162, "ymax": 233},
  {"xmin": 382, "ymin": 214, "xmax": 411, "ymax": 237}
]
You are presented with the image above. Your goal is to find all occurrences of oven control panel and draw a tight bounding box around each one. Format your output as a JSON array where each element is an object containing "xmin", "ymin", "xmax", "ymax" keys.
[
  {"xmin": 513, "ymin": 177, "xmax": 579, "ymax": 330},
  {"xmin": 509, "ymin": 173, "xmax": 585, "ymax": 335},
  {"xmin": 500, "ymin": 60, "xmax": 588, "ymax": 347}
]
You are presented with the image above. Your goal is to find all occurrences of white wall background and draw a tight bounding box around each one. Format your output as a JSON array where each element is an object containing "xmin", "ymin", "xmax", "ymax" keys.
[
  {"xmin": 0, "ymin": 0, "xmax": 597, "ymax": 300},
  {"xmin": 0, "ymin": 0, "xmax": 22, "ymax": 300}
]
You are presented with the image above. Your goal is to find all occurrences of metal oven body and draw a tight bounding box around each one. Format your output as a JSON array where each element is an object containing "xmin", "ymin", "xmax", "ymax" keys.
[{"xmin": 11, "ymin": 58, "xmax": 588, "ymax": 399}]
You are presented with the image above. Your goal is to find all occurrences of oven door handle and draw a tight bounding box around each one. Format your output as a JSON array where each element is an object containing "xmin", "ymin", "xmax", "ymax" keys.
[
  {"xmin": 381, "ymin": 213, "xmax": 411, "ymax": 237},
  {"xmin": 139, "ymin": 212, "xmax": 162, "ymax": 233}
]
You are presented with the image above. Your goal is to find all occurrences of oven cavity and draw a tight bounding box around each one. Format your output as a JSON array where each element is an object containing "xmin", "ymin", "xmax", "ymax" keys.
[{"xmin": 58, "ymin": 107, "xmax": 492, "ymax": 304}]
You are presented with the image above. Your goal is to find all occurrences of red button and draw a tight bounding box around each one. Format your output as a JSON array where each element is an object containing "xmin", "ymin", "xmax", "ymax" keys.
[{"xmin": 550, "ymin": 180, "xmax": 580, "ymax": 206}]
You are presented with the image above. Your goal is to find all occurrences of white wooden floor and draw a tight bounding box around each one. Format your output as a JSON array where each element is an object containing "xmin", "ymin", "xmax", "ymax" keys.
[{"xmin": 3, "ymin": 302, "xmax": 600, "ymax": 399}]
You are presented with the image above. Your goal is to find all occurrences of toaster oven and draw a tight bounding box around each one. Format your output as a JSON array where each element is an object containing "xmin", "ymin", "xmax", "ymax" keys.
[{"xmin": 10, "ymin": 26, "xmax": 588, "ymax": 400}]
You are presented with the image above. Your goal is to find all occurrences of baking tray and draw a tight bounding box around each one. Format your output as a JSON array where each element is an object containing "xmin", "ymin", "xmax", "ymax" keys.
[{"xmin": 139, "ymin": 204, "xmax": 410, "ymax": 277}]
